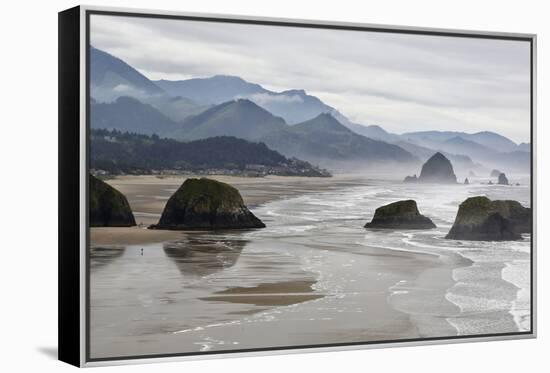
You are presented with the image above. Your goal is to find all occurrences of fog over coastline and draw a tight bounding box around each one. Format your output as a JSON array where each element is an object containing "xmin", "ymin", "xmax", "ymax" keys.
[{"xmin": 90, "ymin": 14, "xmax": 531, "ymax": 143}]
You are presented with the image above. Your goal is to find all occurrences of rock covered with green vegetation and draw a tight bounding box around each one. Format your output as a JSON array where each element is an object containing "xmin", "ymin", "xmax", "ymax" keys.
[
  {"xmin": 90, "ymin": 174, "xmax": 136, "ymax": 227},
  {"xmin": 150, "ymin": 178, "xmax": 265, "ymax": 230},
  {"xmin": 445, "ymin": 196, "xmax": 531, "ymax": 241},
  {"xmin": 365, "ymin": 200, "xmax": 436, "ymax": 229}
]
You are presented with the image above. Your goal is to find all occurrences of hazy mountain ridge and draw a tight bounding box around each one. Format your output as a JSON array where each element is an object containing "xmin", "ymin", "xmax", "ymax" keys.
[
  {"xmin": 155, "ymin": 75, "xmax": 268, "ymax": 105},
  {"xmin": 150, "ymin": 70, "xmax": 529, "ymax": 171},
  {"xmin": 441, "ymin": 136, "xmax": 496, "ymax": 159},
  {"xmin": 156, "ymin": 75, "xmax": 348, "ymax": 125},
  {"xmin": 150, "ymin": 72, "xmax": 529, "ymax": 160},
  {"xmin": 400, "ymin": 130, "xmax": 526, "ymax": 153},
  {"xmin": 245, "ymin": 89, "xmax": 347, "ymax": 124},
  {"xmin": 90, "ymin": 47, "xmax": 208, "ymax": 121},
  {"xmin": 167, "ymin": 99, "xmax": 418, "ymax": 169},
  {"xmin": 89, "ymin": 46, "xmax": 529, "ymax": 173},
  {"xmin": 260, "ymin": 113, "xmax": 418, "ymax": 168},
  {"xmin": 90, "ymin": 94, "xmax": 417, "ymax": 171},
  {"xmin": 91, "ymin": 96, "xmax": 179, "ymax": 137},
  {"xmin": 345, "ymin": 123, "xmax": 402, "ymax": 143},
  {"xmin": 90, "ymin": 47, "xmax": 164, "ymax": 102},
  {"xmin": 175, "ymin": 99, "xmax": 287, "ymax": 141},
  {"xmin": 144, "ymin": 95, "xmax": 211, "ymax": 123}
]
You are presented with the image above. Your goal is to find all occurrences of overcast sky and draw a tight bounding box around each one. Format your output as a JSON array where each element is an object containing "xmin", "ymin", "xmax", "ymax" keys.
[{"xmin": 90, "ymin": 14, "xmax": 531, "ymax": 143}]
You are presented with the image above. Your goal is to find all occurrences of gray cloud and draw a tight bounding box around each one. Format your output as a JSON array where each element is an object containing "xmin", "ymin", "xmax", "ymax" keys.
[{"xmin": 90, "ymin": 14, "xmax": 531, "ymax": 143}]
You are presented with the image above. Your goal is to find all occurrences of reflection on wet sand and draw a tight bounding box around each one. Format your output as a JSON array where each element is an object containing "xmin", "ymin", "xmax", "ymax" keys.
[
  {"xmin": 90, "ymin": 247, "xmax": 126, "ymax": 270},
  {"xmin": 163, "ymin": 237, "xmax": 246, "ymax": 277},
  {"xmin": 200, "ymin": 280, "xmax": 324, "ymax": 306}
]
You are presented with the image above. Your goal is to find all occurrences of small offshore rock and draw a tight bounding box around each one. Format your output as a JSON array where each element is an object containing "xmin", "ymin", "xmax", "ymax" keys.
[{"xmin": 365, "ymin": 200, "xmax": 436, "ymax": 229}]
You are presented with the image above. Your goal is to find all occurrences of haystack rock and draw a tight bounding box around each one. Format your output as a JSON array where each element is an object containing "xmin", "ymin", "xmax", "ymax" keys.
[
  {"xmin": 445, "ymin": 196, "xmax": 531, "ymax": 241},
  {"xmin": 150, "ymin": 178, "xmax": 265, "ymax": 230},
  {"xmin": 498, "ymin": 173, "xmax": 509, "ymax": 185},
  {"xmin": 90, "ymin": 174, "xmax": 136, "ymax": 227},
  {"xmin": 464, "ymin": 178, "xmax": 470, "ymax": 185},
  {"xmin": 365, "ymin": 200, "xmax": 436, "ymax": 229},
  {"xmin": 404, "ymin": 153, "xmax": 457, "ymax": 184},
  {"xmin": 418, "ymin": 152, "xmax": 457, "ymax": 183}
]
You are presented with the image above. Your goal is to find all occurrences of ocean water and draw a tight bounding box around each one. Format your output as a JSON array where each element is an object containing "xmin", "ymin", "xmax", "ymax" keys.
[
  {"xmin": 250, "ymin": 177, "xmax": 532, "ymax": 335},
  {"xmin": 90, "ymin": 176, "xmax": 531, "ymax": 357}
]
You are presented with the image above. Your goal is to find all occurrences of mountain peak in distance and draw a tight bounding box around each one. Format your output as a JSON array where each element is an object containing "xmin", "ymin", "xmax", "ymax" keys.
[{"xmin": 90, "ymin": 46, "xmax": 164, "ymax": 101}]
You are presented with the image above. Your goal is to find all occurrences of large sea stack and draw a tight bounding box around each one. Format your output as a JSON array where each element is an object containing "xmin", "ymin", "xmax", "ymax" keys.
[
  {"xmin": 150, "ymin": 178, "xmax": 265, "ymax": 230},
  {"xmin": 446, "ymin": 196, "xmax": 531, "ymax": 241},
  {"xmin": 365, "ymin": 200, "xmax": 436, "ymax": 229},
  {"xmin": 403, "ymin": 152, "xmax": 457, "ymax": 184},
  {"xmin": 418, "ymin": 152, "xmax": 457, "ymax": 183},
  {"xmin": 90, "ymin": 174, "xmax": 136, "ymax": 227}
]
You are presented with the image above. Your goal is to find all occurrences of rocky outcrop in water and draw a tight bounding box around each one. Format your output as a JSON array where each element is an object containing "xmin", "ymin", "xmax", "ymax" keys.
[
  {"xmin": 490, "ymin": 169, "xmax": 502, "ymax": 177},
  {"xmin": 365, "ymin": 200, "xmax": 436, "ymax": 229},
  {"xmin": 403, "ymin": 152, "xmax": 457, "ymax": 184},
  {"xmin": 464, "ymin": 178, "xmax": 470, "ymax": 185},
  {"xmin": 90, "ymin": 174, "xmax": 136, "ymax": 227},
  {"xmin": 445, "ymin": 196, "xmax": 531, "ymax": 241},
  {"xmin": 498, "ymin": 173, "xmax": 509, "ymax": 185},
  {"xmin": 150, "ymin": 178, "xmax": 265, "ymax": 230}
]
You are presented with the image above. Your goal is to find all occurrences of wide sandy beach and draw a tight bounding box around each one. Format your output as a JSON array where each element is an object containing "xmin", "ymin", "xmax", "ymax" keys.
[{"xmin": 90, "ymin": 174, "xmax": 368, "ymax": 246}]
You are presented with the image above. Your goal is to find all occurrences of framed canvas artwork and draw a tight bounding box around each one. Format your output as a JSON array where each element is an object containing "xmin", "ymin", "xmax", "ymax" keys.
[{"xmin": 58, "ymin": 5, "xmax": 536, "ymax": 367}]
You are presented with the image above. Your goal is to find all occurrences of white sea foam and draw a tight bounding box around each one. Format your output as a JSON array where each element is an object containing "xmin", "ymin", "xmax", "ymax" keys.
[
  {"xmin": 174, "ymin": 320, "xmax": 242, "ymax": 334},
  {"xmin": 502, "ymin": 260, "xmax": 531, "ymax": 331},
  {"xmin": 443, "ymin": 240, "xmax": 530, "ymax": 334}
]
